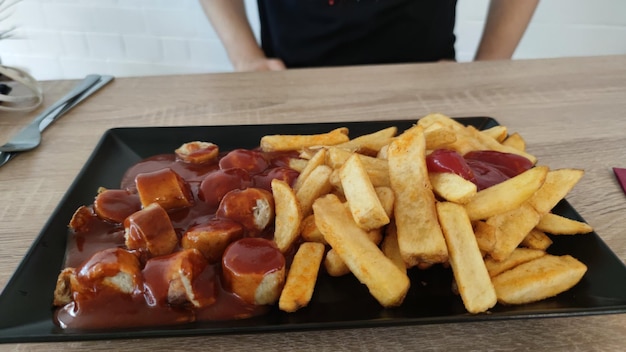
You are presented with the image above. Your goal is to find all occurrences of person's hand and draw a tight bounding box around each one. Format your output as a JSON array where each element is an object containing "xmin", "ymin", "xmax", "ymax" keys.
[{"xmin": 234, "ymin": 57, "xmax": 286, "ymax": 72}]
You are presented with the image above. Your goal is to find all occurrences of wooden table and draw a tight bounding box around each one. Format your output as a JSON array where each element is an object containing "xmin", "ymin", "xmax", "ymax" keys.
[{"xmin": 1, "ymin": 55, "xmax": 625, "ymax": 351}]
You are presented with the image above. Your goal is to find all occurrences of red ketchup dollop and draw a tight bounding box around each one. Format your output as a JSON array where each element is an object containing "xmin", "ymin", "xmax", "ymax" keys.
[{"xmin": 426, "ymin": 149, "xmax": 533, "ymax": 190}]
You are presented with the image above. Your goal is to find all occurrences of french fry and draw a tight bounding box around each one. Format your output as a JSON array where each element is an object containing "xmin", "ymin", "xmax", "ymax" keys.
[
  {"xmin": 293, "ymin": 148, "xmax": 327, "ymax": 192},
  {"xmin": 300, "ymin": 214, "xmax": 326, "ymax": 244},
  {"xmin": 272, "ymin": 179, "xmax": 303, "ymax": 252},
  {"xmin": 487, "ymin": 202, "xmax": 542, "ymax": 261},
  {"xmin": 464, "ymin": 166, "xmax": 548, "ymax": 221},
  {"xmin": 382, "ymin": 222, "xmax": 406, "ymax": 274},
  {"xmin": 388, "ymin": 125, "xmax": 448, "ymax": 266},
  {"xmin": 324, "ymin": 249, "xmax": 350, "ymax": 277},
  {"xmin": 374, "ymin": 186, "xmax": 395, "ymax": 218},
  {"xmin": 465, "ymin": 126, "xmax": 537, "ymax": 164},
  {"xmin": 535, "ymin": 213, "xmax": 593, "ymax": 235},
  {"xmin": 377, "ymin": 144, "xmax": 389, "ymax": 159},
  {"xmin": 423, "ymin": 124, "xmax": 457, "ymax": 150},
  {"xmin": 473, "ymin": 220, "xmax": 497, "ymax": 254},
  {"xmin": 418, "ymin": 113, "xmax": 537, "ymax": 164},
  {"xmin": 429, "ymin": 172, "xmax": 477, "ymax": 204},
  {"xmin": 326, "ymin": 225, "xmax": 383, "ymax": 277},
  {"xmin": 418, "ymin": 113, "xmax": 467, "ymax": 131},
  {"xmin": 492, "ymin": 254, "xmax": 587, "ymax": 305},
  {"xmin": 527, "ymin": 168, "xmax": 584, "ymax": 215},
  {"xmin": 313, "ymin": 194, "xmax": 410, "ymax": 307},
  {"xmin": 436, "ymin": 202, "xmax": 497, "ymax": 313},
  {"xmin": 481, "ymin": 125, "xmax": 508, "ymax": 142},
  {"xmin": 298, "ymin": 147, "xmax": 324, "ymax": 160},
  {"xmin": 278, "ymin": 242, "xmax": 325, "ymax": 312},
  {"xmin": 260, "ymin": 127, "xmax": 349, "ymax": 152},
  {"xmin": 484, "ymin": 248, "xmax": 546, "ymax": 277},
  {"xmin": 418, "ymin": 114, "xmax": 485, "ymax": 154},
  {"xmin": 329, "ymin": 167, "xmax": 390, "ymax": 194},
  {"xmin": 520, "ymin": 228, "xmax": 553, "ymax": 250},
  {"xmin": 502, "ymin": 132, "xmax": 526, "ymax": 151},
  {"xmin": 326, "ymin": 146, "xmax": 389, "ymax": 171},
  {"xmin": 295, "ymin": 165, "xmax": 333, "ymax": 216},
  {"xmin": 288, "ymin": 158, "xmax": 308, "ymax": 172},
  {"xmin": 339, "ymin": 154, "xmax": 390, "ymax": 230},
  {"xmin": 334, "ymin": 126, "xmax": 397, "ymax": 155}
]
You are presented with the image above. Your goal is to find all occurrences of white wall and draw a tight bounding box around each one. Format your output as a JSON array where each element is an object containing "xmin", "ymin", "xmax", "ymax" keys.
[{"xmin": 0, "ymin": 0, "xmax": 625, "ymax": 80}]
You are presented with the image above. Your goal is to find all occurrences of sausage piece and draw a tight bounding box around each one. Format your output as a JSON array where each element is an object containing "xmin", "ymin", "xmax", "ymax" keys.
[
  {"xmin": 124, "ymin": 203, "xmax": 178, "ymax": 258},
  {"xmin": 222, "ymin": 238, "xmax": 286, "ymax": 305},
  {"xmin": 181, "ymin": 218, "xmax": 244, "ymax": 263},
  {"xmin": 216, "ymin": 188, "xmax": 274, "ymax": 236}
]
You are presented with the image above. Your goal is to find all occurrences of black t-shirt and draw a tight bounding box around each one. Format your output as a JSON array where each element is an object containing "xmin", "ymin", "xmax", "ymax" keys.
[{"xmin": 257, "ymin": 0, "xmax": 458, "ymax": 68}]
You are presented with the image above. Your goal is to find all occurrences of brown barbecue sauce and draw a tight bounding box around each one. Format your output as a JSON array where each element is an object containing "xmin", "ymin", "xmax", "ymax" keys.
[{"xmin": 55, "ymin": 148, "xmax": 298, "ymax": 330}]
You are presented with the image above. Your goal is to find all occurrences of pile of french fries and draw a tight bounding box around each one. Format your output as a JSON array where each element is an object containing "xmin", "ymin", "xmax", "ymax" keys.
[{"xmin": 267, "ymin": 113, "xmax": 591, "ymax": 314}]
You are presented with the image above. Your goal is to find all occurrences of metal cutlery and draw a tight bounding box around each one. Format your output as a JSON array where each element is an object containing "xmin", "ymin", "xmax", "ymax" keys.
[
  {"xmin": 0, "ymin": 74, "xmax": 102, "ymax": 152},
  {"xmin": 0, "ymin": 75, "xmax": 114, "ymax": 168}
]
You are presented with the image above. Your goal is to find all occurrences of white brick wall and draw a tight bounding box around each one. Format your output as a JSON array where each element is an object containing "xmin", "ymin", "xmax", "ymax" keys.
[{"xmin": 0, "ymin": 0, "xmax": 624, "ymax": 80}]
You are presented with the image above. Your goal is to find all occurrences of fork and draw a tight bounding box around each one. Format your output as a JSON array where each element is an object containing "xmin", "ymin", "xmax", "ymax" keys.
[
  {"xmin": 0, "ymin": 75, "xmax": 114, "ymax": 168},
  {"xmin": 0, "ymin": 74, "xmax": 102, "ymax": 153}
]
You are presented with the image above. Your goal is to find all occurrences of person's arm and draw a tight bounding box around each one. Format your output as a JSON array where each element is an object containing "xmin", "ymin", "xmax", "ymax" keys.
[
  {"xmin": 199, "ymin": 0, "xmax": 285, "ymax": 71},
  {"xmin": 474, "ymin": 0, "xmax": 539, "ymax": 60}
]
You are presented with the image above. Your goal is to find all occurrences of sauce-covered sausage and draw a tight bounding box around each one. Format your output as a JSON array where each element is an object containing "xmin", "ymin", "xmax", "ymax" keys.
[
  {"xmin": 198, "ymin": 168, "xmax": 252, "ymax": 209},
  {"xmin": 216, "ymin": 188, "xmax": 275, "ymax": 236},
  {"xmin": 219, "ymin": 149, "xmax": 269, "ymax": 174},
  {"xmin": 222, "ymin": 238, "xmax": 286, "ymax": 305},
  {"xmin": 94, "ymin": 189, "xmax": 141, "ymax": 224}
]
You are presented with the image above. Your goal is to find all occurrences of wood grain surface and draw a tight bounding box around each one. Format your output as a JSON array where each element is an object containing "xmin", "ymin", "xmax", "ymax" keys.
[{"xmin": 1, "ymin": 55, "xmax": 625, "ymax": 351}]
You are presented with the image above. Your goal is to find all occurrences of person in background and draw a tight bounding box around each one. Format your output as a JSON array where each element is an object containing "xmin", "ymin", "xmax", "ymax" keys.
[{"xmin": 200, "ymin": 0, "xmax": 539, "ymax": 72}]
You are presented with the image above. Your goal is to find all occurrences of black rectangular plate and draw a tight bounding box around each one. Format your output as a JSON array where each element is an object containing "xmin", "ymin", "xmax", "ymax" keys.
[{"xmin": 1, "ymin": 117, "xmax": 626, "ymax": 343}]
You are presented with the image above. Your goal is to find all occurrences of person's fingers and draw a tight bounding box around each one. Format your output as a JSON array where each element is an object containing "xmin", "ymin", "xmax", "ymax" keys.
[
  {"xmin": 265, "ymin": 59, "xmax": 286, "ymax": 71},
  {"xmin": 236, "ymin": 58, "xmax": 286, "ymax": 72}
]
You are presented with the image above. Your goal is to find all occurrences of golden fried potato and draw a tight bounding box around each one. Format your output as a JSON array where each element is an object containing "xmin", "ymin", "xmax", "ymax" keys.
[
  {"xmin": 487, "ymin": 202, "xmax": 542, "ymax": 261},
  {"xmin": 484, "ymin": 248, "xmax": 546, "ymax": 277},
  {"xmin": 465, "ymin": 166, "xmax": 548, "ymax": 221},
  {"xmin": 374, "ymin": 186, "xmax": 395, "ymax": 218},
  {"xmin": 300, "ymin": 214, "xmax": 326, "ymax": 244},
  {"xmin": 492, "ymin": 254, "xmax": 587, "ymax": 305},
  {"xmin": 313, "ymin": 194, "xmax": 410, "ymax": 307},
  {"xmin": 465, "ymin": 126, "xmax": 537, "ymax": 164},
  {"xmin": 429, "ymin": 172, "xmax": 477, "ymax": 204},
  {"xmin": 339, "ymin": 154, "xmax": 390, "ymax": 230},
  {"xmin": 423, "ymin": 123, "xmax": 457, "ymax": 150},
  {"xmin": 272, "ymin": 179, "xmax": 303, "ymax": 252},
  {"xmin": 279, "ymin": 242, "xmax": 325, "ymax": 312},
  {"xmin": 334, "ymin": 126, "xmax": 397, "ymax": 155},
  {"xmin": 521, "ymin": 229, "xmax": 553, "ymax": 250},
  {"xmin": 535, "ymin": 213, "xmax": 593, "ymax": 235},
  {"xmin": 324, "ymin": 249, "xmax": 350, "ymax": 277},
  {"xmin": 325, "ymin": 226, "xmax": 383, "ymax": 277},
  {"xmin": 472, "ymin": 220, "xmax": 497, "ymax": 254},
  {"xmin": 528, "ymin": 169, "xmax": 584, "ymax": 215},
  {"xmin": 326, "ymin": 146, "xmax": 389, "ymax": 171},
  {"xmin": 295, "ymin": 165, "xmax": 333, "ymax": 216},
  {"xmin": 288, "ymin": 158, "xmax": 309, "ymax": 172},
  {"xmin": 481, "ymin": 125, "xmax": 508, "ymax": 142},
  {"xmin": 502, "ymin": 132, "xmax": 526, "ymax": 152},
  {"xmin": 293, "ymin": 148, "xmax": 327, "ymax": 192},
  {"xmin": 437, "ymin": 202, "xmax": 497, "ymax": 313},
  {"xmin": 260, "ymin": 127, "xmax": 349, "ymax": 152},
  {"xmin": 388, "ymin": 125, "xmax": 448, "ymax": 266}
]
